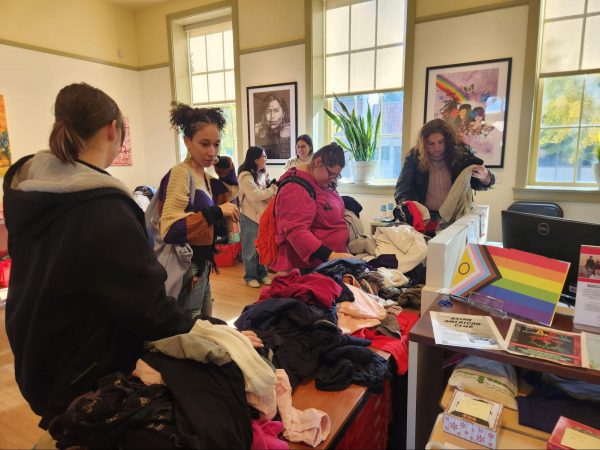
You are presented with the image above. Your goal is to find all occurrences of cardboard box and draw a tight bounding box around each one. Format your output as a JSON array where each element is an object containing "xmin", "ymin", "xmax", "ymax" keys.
[
  {"xmin": 547, "ymin": 416, "xmax": 600, "ymax": 450},
  {"xmin": 442, "ymin": 390, "xmax": 503, "ymax": 449}
]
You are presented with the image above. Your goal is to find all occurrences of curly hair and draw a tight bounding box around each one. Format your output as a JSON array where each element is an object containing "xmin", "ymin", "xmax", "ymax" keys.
[
  {"xmin": 416, "ymin": 118, "xmax": 463, "ymax": 172},
  {"xmin": 169, "ymin": 102, "xmax": 226, "ymax": 139}
]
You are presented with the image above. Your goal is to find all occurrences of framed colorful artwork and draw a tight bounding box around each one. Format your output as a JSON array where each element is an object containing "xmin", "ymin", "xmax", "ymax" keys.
[
  {"xmin": 247, "ymin": 82, "xmax": 297, "ymax": 164},
  {"xmin": 424, "ymin": 58, "xmax": 512, "ymax": 168},
  {"xmin": 111, "ymin": 116, "xmax": 132, "ymax": 166},
  {"xmin": 0, "ymin": 95, "xmax": 13, "ymax": 176}
]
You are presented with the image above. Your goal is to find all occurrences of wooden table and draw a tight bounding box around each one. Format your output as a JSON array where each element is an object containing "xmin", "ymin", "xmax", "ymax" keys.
[
  {"xmin": 288, "ymin": 350, "xmax": 391, "ymax": 449},
  {"xmin": 406, "ymin": 301, "xmax": 600, "ymax": 449}
]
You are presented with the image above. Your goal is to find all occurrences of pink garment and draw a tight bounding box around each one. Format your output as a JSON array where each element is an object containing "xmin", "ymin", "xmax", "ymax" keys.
[
  {"xmin": 352, "ymin": 311, "xmax": 419, "ymax": 375},
  {"xmin": 259, "ymin": 269, "xmax": 341, "ymax": 308},
  {"xmin": 271, "ymin": 169, "xmax": 349, "ymax": 272},
  {"xmin": 275, "ymin": 369, "xmax": 331, "ymax": 447},
  {"xmin": 251, "ymin": 420, "xmax": 289, "ymax": 450},
  {"xmin": 337, "ymin": 284, "xmax": 387, "ymax": 333}
]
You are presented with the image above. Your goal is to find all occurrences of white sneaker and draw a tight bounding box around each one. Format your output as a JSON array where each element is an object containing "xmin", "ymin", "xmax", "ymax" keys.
[
  {"xmin": 247, "ymin": 279, "xmax": 260, "ymax": 288},
  {"xmin": 261, "ymin": 276, "xmax": 273, "ymax": 285}
]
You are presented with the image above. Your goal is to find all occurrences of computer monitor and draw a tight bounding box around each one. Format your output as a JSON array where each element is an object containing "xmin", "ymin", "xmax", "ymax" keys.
[{"xmin": 501, "ymin": 210, "xmax": 600, "ymax": 301}]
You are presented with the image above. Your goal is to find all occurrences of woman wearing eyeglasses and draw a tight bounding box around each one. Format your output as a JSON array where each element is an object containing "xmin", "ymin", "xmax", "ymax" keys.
[
  {"xmin": 271, "ymin": 142, "xmax": 353, "ymax": 273},
  {"xmin": 237, "ymin": 146, "xmax": 277, "ymax": 287},
  {"xmin": 284, "ymin": 134, "xmax": 314, "ymax": 170}
]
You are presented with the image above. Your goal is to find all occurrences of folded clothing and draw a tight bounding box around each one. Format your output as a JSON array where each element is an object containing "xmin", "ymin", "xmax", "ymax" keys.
[{"xmin": 448, "ymin": 355, "xmax": 518, "ymax": 410}]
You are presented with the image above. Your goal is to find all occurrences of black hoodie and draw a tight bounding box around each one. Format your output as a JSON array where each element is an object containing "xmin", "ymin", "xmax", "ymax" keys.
[{"xmin": 3, "ymin": 153, "xmax": 195, "ymax": 428}]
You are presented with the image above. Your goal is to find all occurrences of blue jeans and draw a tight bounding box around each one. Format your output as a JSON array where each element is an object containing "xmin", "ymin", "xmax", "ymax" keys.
[
  {"xmin": 240, "ymin": 214, "xmax": 267, "ymax": 283},
  {"xmin": 177, "ymin": 260, "xmax": 212, "ymax": 317}
]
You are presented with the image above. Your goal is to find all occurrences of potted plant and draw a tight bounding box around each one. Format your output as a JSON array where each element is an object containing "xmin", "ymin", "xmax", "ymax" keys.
[{"xmin": 323, "ymin": 94, "xmax": 381, "ymax": 183}]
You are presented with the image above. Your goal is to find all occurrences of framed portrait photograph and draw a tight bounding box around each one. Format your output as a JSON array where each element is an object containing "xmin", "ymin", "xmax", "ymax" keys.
[
  {"xmin": 424, "ymin": 58, "xmax": 512, "ymax": 168},
  {"xmin": 247, "ymin": 82, "xmax": 297, "ymax": 164}
]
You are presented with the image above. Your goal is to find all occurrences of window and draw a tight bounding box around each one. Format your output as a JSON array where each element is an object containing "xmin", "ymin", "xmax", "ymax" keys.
[
  {"xmin": 530, "ymin": 0, "xmax": 600, "ymax": 186},
  {"xmin": 170, "ymin": 7, "xmax": 238, "ymax": 163},
  {"xmin": 328, "ymin": 92, "xmax": 403, "ymax": 181},
  {"xmin": 324, "ymin": 0, "xmax": 407, "ymax": 183}
]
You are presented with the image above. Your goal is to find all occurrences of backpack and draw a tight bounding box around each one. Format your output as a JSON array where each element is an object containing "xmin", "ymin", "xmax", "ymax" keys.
[
  {"xmin": 145, "ymin": 169, "xmax": 195, "ymax": 298},
  {"xmin": 255, "ymin": 173, "xmax": 316, "ymax": 267}
]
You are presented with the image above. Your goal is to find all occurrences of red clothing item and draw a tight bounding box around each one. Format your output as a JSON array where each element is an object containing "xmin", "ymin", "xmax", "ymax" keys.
[
  {"xmin": 271, "ymin": 169, "xmax": 348, "ymax": 272},
  {"xmin": 259, "ymin": 269, "xmax": 341, "ymax": 308},
  {"xmin": 352, "ymin": 311, "xmax": 419, "ymax": 375},
  {"xmin": 251, "ymin": 420, "xmax": 289, "ymax": 450}
]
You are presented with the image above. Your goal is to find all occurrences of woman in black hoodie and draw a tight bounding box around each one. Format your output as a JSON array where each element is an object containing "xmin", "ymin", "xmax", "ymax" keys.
[{"xmin": 2, "ymin": 83, "xmax": 260, "ymax": 433}]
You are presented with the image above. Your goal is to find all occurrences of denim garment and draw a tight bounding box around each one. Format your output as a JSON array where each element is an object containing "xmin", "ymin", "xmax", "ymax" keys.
[
  {"xmin": 177, "ymin": 260, "xmax": 212, "ymax": 316},
  {"xmin": 240, "ymin": 214, "xmax": 267, "ymax": 283}
]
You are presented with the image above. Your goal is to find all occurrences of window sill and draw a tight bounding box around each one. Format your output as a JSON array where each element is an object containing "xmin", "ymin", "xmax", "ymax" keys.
[
  {"xmin": 513, "ymin": 186, "xmax": 600, "ymax": 203},
  {"xmin": 337, "ymin": 183, "xmax": 395, "ymax": 196}
]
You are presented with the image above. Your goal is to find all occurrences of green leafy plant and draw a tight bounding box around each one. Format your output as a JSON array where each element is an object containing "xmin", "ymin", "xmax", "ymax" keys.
[
  {"xmin": 323, "ymin": 94, "xmax": 381, "ymax": 162},
  {"xmin": 596, "ymin": 144, "xmax": 600, "ymax": 163}
]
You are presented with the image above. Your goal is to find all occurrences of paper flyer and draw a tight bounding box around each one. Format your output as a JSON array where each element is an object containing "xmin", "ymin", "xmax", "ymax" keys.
[
  {"xmin": 583, "ymin": 332, "xmax": 600, "ymax": 371},
  {"xmin": 430, "ymin": 311, "xmax": 505, "ymax": 350},
  {"xmin": 504, "ymin": 319, "xmax": 586, "ymax": 367},
  {"xmin": 574, "ymin": 245, "xmax": 600, "ymax": 329}
]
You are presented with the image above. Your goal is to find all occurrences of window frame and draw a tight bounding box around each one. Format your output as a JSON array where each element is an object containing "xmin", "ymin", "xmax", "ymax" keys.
[
  {"xmin": 322, "ymin": 0, "xmax": 410, "ymax": 186},
  {"xmin": 515, "ymin": 0, "xmax": 600, "ymax": 201}
]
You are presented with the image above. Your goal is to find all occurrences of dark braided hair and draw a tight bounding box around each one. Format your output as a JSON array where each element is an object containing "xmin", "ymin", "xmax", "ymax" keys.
[{"xmin": 169, "ymin": 102, "xmax": 226, "ymax": 139}]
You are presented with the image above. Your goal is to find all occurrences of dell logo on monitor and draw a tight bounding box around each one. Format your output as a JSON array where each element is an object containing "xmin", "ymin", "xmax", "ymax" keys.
[{"xmin": 537, "ymin": 222, "xmax": 550, "ymax": 236}]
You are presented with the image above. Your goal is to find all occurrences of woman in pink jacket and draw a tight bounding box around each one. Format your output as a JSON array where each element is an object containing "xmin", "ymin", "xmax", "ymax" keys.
[{"xmin": 271, "ymin": 143, "xmax": 352, "ymax": 272}]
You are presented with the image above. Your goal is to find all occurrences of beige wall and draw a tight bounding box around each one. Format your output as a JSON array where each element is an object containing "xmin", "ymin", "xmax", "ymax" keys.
[
  {"xmin": 237, "ymin": 0, "xmax": 305, "ymax": 51},
  {"xmin": 0, "ymin": 0, "xmax": 138, "ymax": 67},
  {"xmin": 133, "ymin": 0, "xmax": 217, "ymax": 68},
  {"xmin": 416, "ymin": 0, "xmax": 519, "ymax": 18}
]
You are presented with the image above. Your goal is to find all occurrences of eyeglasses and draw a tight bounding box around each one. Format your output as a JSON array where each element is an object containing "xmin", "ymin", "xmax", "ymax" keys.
[{"xmin": 325, "ymin": 165, "xmax": 342, "ymax": 180}]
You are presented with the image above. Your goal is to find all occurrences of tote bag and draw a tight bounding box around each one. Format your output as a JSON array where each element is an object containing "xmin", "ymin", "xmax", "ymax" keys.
[{"xmin": 145, "ymin": 170, "xmax": 195, "ymax": 298}]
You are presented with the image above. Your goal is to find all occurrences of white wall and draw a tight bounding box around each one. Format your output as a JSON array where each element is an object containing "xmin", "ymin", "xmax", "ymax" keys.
[
  {"xmin": 239, "ymin": 44, "xmax": 306, "ymax": 180},
  {"xmin": 0, "ymin": 43, "xmax": 150, "ymax": 190},
  {"xmin": 138, "ymin": 67, "xmax": 178, "ymax": 187}
]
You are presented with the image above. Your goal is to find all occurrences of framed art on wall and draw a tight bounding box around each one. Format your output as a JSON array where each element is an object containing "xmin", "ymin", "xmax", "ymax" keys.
[
  {"xmin": 424, "ymin": 58, "xmax": 512, "ymax": 168},
  {"xmin": 247, "ymin": 82, "xmax": 297, "ymax": 164},
  {"xmin": 0, "ymin": 95, "xmax": 13, "ymax": 176},
  {"xmin": 111, "ymin": 116, "xmax": 132, "ymax": 166}
]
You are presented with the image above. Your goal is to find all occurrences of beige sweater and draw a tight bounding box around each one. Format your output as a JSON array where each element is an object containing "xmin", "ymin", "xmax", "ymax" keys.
[{"xmin": 238, "ymin": 171, "xmax": 277, "ymax": 224}]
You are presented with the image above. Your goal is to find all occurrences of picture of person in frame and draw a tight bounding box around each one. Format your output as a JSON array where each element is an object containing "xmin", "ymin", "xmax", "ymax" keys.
[{"xmin": 254, "ymin": 92, "xmax": 291, "ymax": 160}]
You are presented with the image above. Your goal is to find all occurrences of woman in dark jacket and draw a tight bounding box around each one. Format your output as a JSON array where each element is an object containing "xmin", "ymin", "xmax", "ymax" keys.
[{"xmin": 394, "ymin": 118, "xmax": 494, "ymax": 219}]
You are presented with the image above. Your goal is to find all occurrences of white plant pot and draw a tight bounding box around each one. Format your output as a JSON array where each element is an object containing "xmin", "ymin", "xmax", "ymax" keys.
[
  {"xmin": 595, "ymin": 163, "xmax": 600, "ymax": 187},
  {"xmin": 353, "ymin": 160, "xmax": 375, "ymax": 184}
]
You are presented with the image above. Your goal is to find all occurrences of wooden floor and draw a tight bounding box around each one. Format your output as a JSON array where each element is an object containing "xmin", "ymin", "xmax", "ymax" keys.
[{"xmin": 0, "ymin": 263, "xmax": 259, "ymax": 448}]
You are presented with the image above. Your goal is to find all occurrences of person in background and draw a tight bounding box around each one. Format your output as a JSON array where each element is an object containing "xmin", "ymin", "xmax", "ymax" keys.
[
  {"xmin": 284, "ymin": 134, "xmax": 314, "ymax": 170},
  {"xmin": 2, "ymin": 83, "xmax": 200, "ymax": 430},
  {"xmin": 394, "ymin": 118, "xmax": 494, "ymax": 221},
  {"xmin": 157, "ymin": 102, "xmax": 239, "ymax": 317},
  {"xmin": 254, "ymin": 93, "xmax": 291, "ymax": 160},
  {"xmin": 237, "ymin": 146, "xmax": 277, "ymax": 287},
  {"xmin": 271, "ymin": 142, "xmax": 353, "ymax": 273}
]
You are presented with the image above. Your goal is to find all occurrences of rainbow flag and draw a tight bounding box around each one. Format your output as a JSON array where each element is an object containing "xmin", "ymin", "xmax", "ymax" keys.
[{"xmin": 451, "ymin": 244, "xmax": 570, "ymax": 326}]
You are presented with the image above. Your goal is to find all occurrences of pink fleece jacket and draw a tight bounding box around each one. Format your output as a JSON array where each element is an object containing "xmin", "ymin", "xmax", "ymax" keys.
[{"xmin": 271, "ymin": 169, "xmax": 349, "ymax": 272}]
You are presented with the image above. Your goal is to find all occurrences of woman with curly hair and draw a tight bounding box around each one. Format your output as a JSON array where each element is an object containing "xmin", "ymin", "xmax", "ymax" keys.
[
  {"xmin": 394, "ymin": 118, "xmax": 494, "ymax": 220},
  {"xmin": 156, "ymin": 102, "xmax": 240, "ymax": 316}
]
